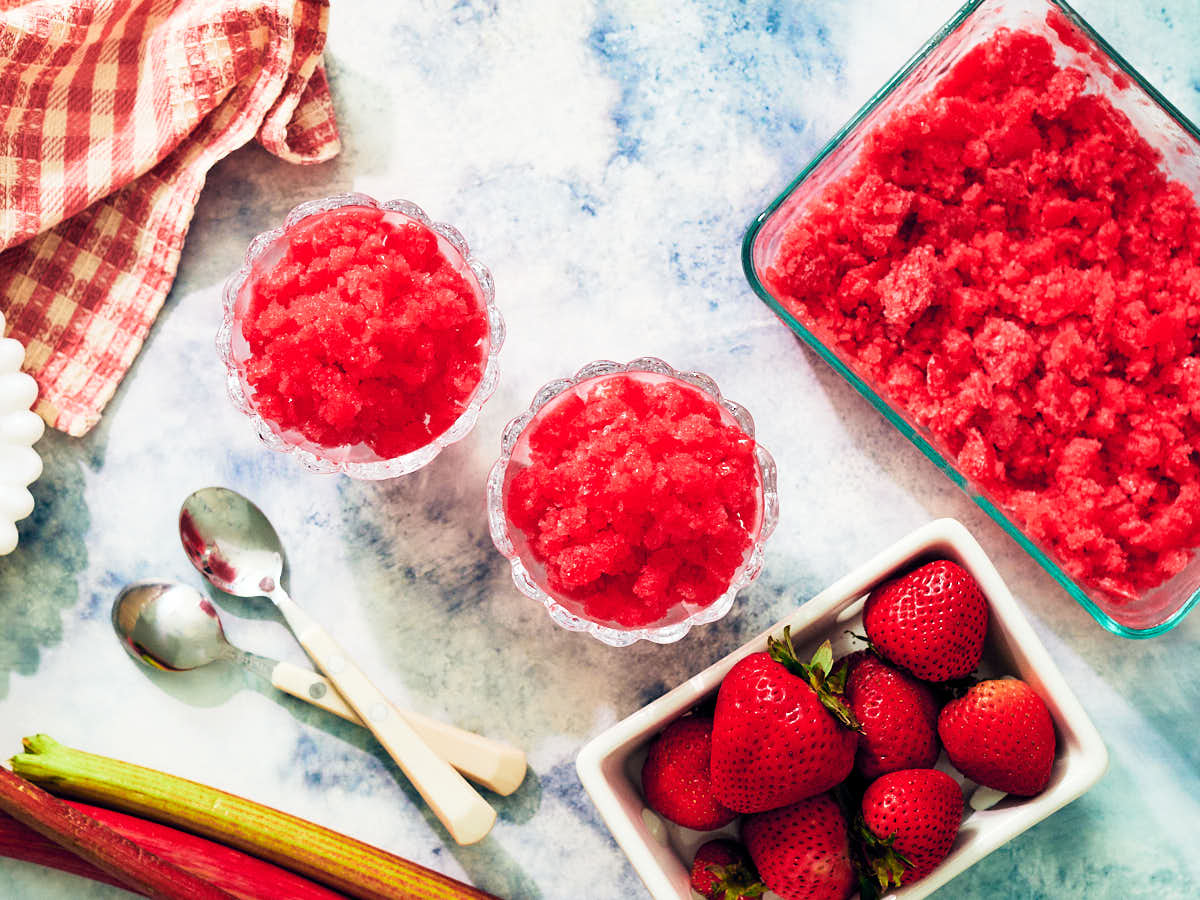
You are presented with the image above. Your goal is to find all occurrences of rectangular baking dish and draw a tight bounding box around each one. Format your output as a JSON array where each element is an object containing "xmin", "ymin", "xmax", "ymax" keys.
[{"xmin": 741, "ymin": 0, "xmax": 1200, "ymax": 638}]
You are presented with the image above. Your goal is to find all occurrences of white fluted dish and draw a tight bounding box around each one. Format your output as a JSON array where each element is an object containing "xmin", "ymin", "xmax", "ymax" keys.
[
  {"xmin": 217, "ymin": 193, "xmax": 504, "ymax": 480},
  {"xmin": 577, "ymin": 519, "xmax": 1109, "ymax": 900},
  {"xmin": 0, "ymin": 311, "xmax": 44, "ymax": 555},
  {"xmin": 488, "ymin": 357, "xmax": 779, "ymax": 647}
]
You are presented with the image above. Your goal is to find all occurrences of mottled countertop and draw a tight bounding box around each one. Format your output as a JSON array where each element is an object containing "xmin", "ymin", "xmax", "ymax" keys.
[{"xmin": 3, "ymin": 1, "xmax": 1199, "ymax": 897}]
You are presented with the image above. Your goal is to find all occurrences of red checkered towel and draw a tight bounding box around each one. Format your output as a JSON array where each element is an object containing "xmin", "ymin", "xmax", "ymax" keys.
[{"xmin": 0, "ymin": 0, "xmax": 340, "ymax": 437}]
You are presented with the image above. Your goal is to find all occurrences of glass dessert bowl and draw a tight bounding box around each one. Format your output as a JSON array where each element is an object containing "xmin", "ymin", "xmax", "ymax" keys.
[
  {"xmin": 218, "ymin": 193, "xmax": 504, "ymax": 479},
  {"xmin": 743, "ymin": 0, "xmax": 1200, "ymax": 638},
  {"xmin": 487, "ymin": 358, "xmax": 779, "ymax": 647}
]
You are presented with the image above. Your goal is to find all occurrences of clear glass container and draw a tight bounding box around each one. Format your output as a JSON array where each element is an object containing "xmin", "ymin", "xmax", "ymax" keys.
[
  {"xmin": 742, "ymin": 0, "xmax": 1200, "ymax": 638},
  {"xmin": 487, "ymin": 357, "xmax": 780, "ymax": 647},
  {"xmin": 218, "ymin": 193, "xmax": 504, "ymax": 479}
]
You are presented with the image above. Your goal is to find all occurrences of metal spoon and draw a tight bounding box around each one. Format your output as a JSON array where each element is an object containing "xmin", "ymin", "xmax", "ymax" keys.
[
  {"xmin": 113, "ymin": 581, "xmax": 525, "ymax": 795},
  {"xmin": 179, "ymin": 487, "xmax": 499, "ymax": 845}
]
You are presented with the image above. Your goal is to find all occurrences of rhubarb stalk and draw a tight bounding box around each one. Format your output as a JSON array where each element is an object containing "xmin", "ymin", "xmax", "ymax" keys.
[
  {"xmin": 0, "ymin": 810, "xmax": 134, "ymax": 894},
  {"xmin": 12, "ymin": 735, "xmax": 495, "ymax": 900},
  {"xmin": 0, "ymin": 766, "xmax": 235, "ymax": 899},
  {"xmin": 1, "ymin": 800, "xmax": 355, "ymax": 900},
  {"xmin": 81, "ymin": 801, "xmax": 347, "ymax": 900}
]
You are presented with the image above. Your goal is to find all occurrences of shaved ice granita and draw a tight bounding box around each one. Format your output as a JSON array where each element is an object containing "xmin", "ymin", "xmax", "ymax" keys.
[
  {"xmin": 760, "ymin": 23, "xmax": 1200, "ymax": 604},
  {"xmin": 488, "ymin": 359, "xmax": 778, "ymax": 646},
  {"xmin": 218, "ymin": 194, "xmax": 503, "ymax": 478}
]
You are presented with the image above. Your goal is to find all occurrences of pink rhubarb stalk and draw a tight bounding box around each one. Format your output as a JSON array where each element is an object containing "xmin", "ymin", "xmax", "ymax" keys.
[
  {"xmin": 0, "ymin": 766, "xmax": 234, "ymax": 899},
  {"xmin": 0, "ymin": 809, "xmax": 132, "ymax": 894},
  {"xmin": 12, "ymin": 735, "xmax": 495, "ymax": 900}
]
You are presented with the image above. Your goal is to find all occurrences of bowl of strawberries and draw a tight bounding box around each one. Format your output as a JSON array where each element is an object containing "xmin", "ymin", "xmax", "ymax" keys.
[{"xmin": 576, "ymin": 518, "xmax": 1108, "ymax": 900}]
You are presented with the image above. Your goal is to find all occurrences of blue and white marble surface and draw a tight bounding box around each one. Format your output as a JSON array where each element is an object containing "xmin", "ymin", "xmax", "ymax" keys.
[{"xmin": 4, "ymin": 1, "xmax": 1200, "ymax": 897}]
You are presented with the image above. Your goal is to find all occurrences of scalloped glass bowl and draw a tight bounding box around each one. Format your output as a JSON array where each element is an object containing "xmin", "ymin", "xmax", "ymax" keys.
[
  {"xmin": 487, "ymin": 357, "xmax": 779, "ymax": 647},
  {"xmin": 217, "ymin": 193, "xmax": 504, "ymax": 479}
]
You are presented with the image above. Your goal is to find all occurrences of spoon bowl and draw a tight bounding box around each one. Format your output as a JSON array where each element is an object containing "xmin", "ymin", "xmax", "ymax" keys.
[
  {"xmin": 179, "ymin": 487, "xmax": 286, "ymax": 597},
  {"xmin": 113, "ymin": 581, "xmax": 229, "ymax": 672}
]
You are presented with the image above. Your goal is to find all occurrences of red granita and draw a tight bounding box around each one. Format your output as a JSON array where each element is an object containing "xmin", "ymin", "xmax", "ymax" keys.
[
  {"xmin": 766, "ymin": 26, "xmax": 1200, "ymax": 602},
  {"xmin": 238, "ymin": 205, "xmax": 488, "ymax": 459},
  {"xmin": 504, "ymin": 374, "xmax": 762, "ymax": 628}
]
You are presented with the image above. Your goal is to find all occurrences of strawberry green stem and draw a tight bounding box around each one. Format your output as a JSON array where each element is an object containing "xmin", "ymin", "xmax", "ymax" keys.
[
  {"xmin": 706, "ymin": 859, "xmax": 767, "ymax": 899},
  {"xmin": 11, "ymin": 735, "xmax": 494, "ymax": 900},
  {"xmin": 852, "ymin": 813, "xmax": 913, "ymax": 897},
  {"xmin": 766, "ymin": 630, "xmax": 862, "ymax": 732}
]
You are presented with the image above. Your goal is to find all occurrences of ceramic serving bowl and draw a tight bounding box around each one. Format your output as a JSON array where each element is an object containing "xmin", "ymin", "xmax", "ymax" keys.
[
  {"xmin": 576, "ymin": 518, "xmax": 1108, "ymax": 899},
  {"xmin": 217, "ymin": 192, "xmax": 504, "ymax": 480},
  {"xmin": 488, "ymin": 357, "xmax": 779, "ymax": 647}
]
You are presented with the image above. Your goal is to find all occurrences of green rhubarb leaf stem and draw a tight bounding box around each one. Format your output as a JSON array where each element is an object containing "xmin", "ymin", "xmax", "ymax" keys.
[{"xmin": 12, "ymin": 735, "xmax": 495, "ymax": 900}]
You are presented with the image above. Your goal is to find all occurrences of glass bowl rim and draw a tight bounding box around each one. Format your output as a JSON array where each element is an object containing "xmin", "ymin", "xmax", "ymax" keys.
[
  {"xmin": 739, "ymin": 0, "xmax": 1200, "ymax": 639},
  {"xmin": 486, "ymin": 356, "xmax": 780, "ymax": 647},
  {"xmin": 216, "ymin": 192, "xmax": 505, "ymax": 480}
]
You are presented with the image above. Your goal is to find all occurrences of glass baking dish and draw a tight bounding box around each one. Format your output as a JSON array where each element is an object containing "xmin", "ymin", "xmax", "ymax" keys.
[{"xmin": 742, "ymin": 0, "xmax": 1200, "ymax": 638}]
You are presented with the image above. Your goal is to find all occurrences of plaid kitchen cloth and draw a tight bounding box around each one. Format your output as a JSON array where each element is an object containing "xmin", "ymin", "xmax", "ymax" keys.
[{"xmin": 0, "ymin": 0, "xmax": 340, "ymax": 437}]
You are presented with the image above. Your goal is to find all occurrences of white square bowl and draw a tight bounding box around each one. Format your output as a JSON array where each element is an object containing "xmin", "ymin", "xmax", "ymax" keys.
[{"xmin": 576, "ymin": 518, "xmax": 1108, "ymax": 900}]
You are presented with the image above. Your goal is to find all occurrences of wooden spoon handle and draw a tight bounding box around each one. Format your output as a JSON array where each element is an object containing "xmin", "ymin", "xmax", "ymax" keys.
[
  {"xmin": 270, "ymin": 592, "xmax": 496, "ymax": 845},
  {"xmin": 270, "ymin": 661, "xmax": 526, "ymax": 795}
]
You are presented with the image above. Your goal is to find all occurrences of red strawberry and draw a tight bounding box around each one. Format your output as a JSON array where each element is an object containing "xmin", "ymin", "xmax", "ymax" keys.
[
  {"xmin": 641, "ymin": 716, "xmax": 736, "ymax": 830},
  {"xmin": 741, "ymin": 794, "xmax": 856, "ymax": 900},
  {"xmin": 689, "ymin": 839, "xmax": 765, "ymax": 900},
  {"xmin": 842, "ymin": 651, "xmax": 940, "ymax": 779},
  {"xmin": 858, "ymin": 768, "xmax": 963, "ymax": 889},
  {"xmin": 863, "ymin": 559, "xmax": 988, "ymax": 682},
  {"xmin": 937, "ymin": 678, "xmax": 1056, "ymax": 795},
  {"xmin": 711, "ymin": 633, "xmax": 859, "ymax": 813}
]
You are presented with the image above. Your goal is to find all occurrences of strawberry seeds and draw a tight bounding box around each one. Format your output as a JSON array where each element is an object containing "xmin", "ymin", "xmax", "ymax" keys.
[{"xmin": 637, "ymin": 559, "xmax": 1058, "ymax": 900}]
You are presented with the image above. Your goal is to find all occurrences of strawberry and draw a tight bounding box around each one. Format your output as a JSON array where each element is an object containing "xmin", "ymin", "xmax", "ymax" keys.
[
  {"xmin": 689, "ymin": 839, "xmax": 765, "ymax": 900},
  {"xmin": 863, "ymin": 559, "xmax": 988, "ymax": 682},
  {"xmin": 711, "ymin": 633, "xmax": 859, "ymax": 813},
  {"xmin": 842, "ymin": 651, "xmax": 940, "ymax": 779},
  {"xmin": 641, "ymin": 715, "xmax": 736, "ymax": 830},
  {"xmin": 858, "ymin": 768, "xmax": 963, "ymax": 890},
  {"xmin": 937, "ymin": 678, "xmax": 1056, "ymax": 795},
  {"xmin": 741, "ymin": 793, "xmax": 856, "ymax": 900}
]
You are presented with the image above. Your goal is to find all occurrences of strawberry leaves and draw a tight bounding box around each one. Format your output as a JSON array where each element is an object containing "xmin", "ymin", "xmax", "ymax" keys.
[
  {"xmin": 712, "ymin": 638, "xmax": 860, "ymax": 811},
  {"xmin": 689, "ymin": 839, "xmax": 765, "ymax": 900},
  {"xmin": 853, "ymin": 814, "xmax": 913, "ymax": 896},
  {"xmin": 701, "ymin": 861, "xmax": 767, "ymax": 900},
  {"xmin": 767, "ymin": 630, "xmax": 862, "ymax": 733}
]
